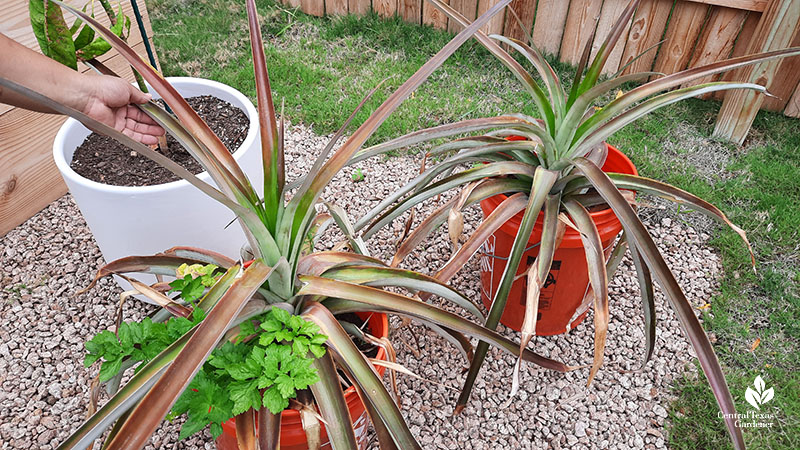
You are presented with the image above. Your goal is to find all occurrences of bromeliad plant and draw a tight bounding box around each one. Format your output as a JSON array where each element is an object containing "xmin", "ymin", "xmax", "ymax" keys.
[
  {"xmin": 342, "ymin": 1, "xmax": 800, "ymax": 448},
  {"xmin": 2, "ymin": 0, "xmax": 577, "ymax": 448}
]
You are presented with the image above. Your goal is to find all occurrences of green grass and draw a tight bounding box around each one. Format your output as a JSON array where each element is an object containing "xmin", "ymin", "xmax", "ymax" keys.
[
  {"xmin": 149, "ymin": 1, "xmax": 799, "ymax": 447},
  {"xmin": 613, "ymin": 101, "xmax": 800, "ymax": 449},
  {"xmin": 148, "ymin": 0, "xmax": 574, "ymax": 146}
]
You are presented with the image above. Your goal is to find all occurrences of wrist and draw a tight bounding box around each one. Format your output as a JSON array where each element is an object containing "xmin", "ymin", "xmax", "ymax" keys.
[{"xmin": 65, "ymin": 71, "xmax": 95, "ymax": 113}]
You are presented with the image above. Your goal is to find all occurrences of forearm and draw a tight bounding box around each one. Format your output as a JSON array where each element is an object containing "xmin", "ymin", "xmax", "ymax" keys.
[{"xmin": 0, "ymin": 33, "xmax": 86, "ymax": 113}]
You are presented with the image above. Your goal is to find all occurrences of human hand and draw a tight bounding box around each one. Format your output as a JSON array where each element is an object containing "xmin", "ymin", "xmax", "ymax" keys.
[{"xmin": 78, "ymin": 75, "xmax": 165, "ymax": 145}]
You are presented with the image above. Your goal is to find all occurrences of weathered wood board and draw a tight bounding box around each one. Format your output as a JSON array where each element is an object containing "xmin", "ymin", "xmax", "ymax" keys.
[
  {"xmin": 349, "ymin": 0, "xmax": 371, "ymax": 16},
  {"xmin": 560, "ymin": 0, "xmax": 604, "ymax": 66},
  {"xmin": 301, "ymin": 0, "xmax": 325, "ymax": 16},
  {"xmin": 502, "ymin": 0, "xmax": 535, "ymax": 45},
  {"xmin": 620, "ymin": 0, "xmax": 673, "ymax": 75},
  {"xmin": 400, "ymin": 0, "xmax": 422, "ymax": 24},
  {"xmin": 653, "ymin": 1, "xmax": 709, "ymax": 76},
  {"xmin": 714, "ymin": 0, "xmax": 800, "ymax": 143},
  {"xmin": 422, "ymin": 0, "xmax": 449, "ymax": 28},
  {"xmin": 591, "ymin": 0, "xmax": 636, "ymax": 75},
  {"xmin": 448, "ymin": 0, "xmax": 478, "ymax": 32},
  {"xmin": 531, "ymin": 0, "xmax": 570, "ymax": 56},
  {"xmin": 761, "ymin": 20, "xmax": 800, "ymax": 111},
  {"xmin": 374, "ymin": 0, "xmax": 398, "ymax": 18},
  {"xmin": 326, "ymin": 0, "xmax": 349, "ymax": 15},
  {"xmin": 684, "ymin": 6, "xmax": 747, "ymax": 89},
  {"xmin": 477, "ymin": 0, "xmax": 506, "ymax": 35}
]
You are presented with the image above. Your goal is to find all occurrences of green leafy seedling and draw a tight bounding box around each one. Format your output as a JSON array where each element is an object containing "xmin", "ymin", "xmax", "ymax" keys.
[
  {"xmin": 85, "ymin": 305, "xmax": 327, "ymax": 440},
  {"xmin": 351, "ymin": 168, "xmax": 365, "ymax": 182},
  {"xmin": 29, "ymin": 0, "xmax": 130, "ymax": 70},
  {"xmin": 170, "ymin": 307, "xmax": 326, "ymax": 438},
  {"xmin": 169, "ymin": 263, "xmax": 220, "ymax": 302}
]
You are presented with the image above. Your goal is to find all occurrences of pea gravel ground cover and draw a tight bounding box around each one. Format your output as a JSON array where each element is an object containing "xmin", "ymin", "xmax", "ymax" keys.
[
  {"xmin": 3, "ymin": 2, "xmax": 798, "ymax": 447},
  {"xmin": 150, "ymin": 2, "xmax": 800, "ymax": 445},
  {"xmin": 1, "ymin": 123, "xmax": 720, "ymax": 449}
]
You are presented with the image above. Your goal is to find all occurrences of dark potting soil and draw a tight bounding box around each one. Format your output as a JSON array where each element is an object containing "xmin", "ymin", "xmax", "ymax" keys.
[
  {"xmin": 69, "ymin": 95, "xmax": 249, "ymax": 186},
  {"xmin": 336, "ymin": 312, "xmax": 380, "ymax": 359}
]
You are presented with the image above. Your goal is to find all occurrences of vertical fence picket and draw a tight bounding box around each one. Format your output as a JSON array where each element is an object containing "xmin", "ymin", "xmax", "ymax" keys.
[
  {"xmin": 714, "ymin": 0, "xmax": 800, "ymax": 143},
  {"xmin": 422, "ymin": 0, "xmax": 449, "ymax": 29},
  {"xmin": 477, "ymin": 0, "xmax": 506, "ymax": 35},
  {"xmin": 349, "ymin": 0, "xmax": 371, "ymax": 15},
  {"xmin": 762, "ymin": 21, "xmax": 800, "ymax": 111},
  {"xmin": 448, "ymin": 0, "xmax": 479, "ymax": 32},
  {"xmin": 375, "ymin": 0, "xmax": 398, "ymax": 17},
  {"xmin": 685, "ymin": 6, "xmax": 747, "ymax": 90},
  {"xmin": 300, "ymin": 0, "xmax": 325, "ymax": 16},
  {"xmin": 531, "ymin": 0, "xmax": 570, "ymax": 56},
  {"xmin": 591, "ymin": 0, "xmax": 636, "ymax": 75},
  {"xmin": 400, "ymin": 0, "xmax": 422, "ymax": 24},
  {"xmin": 560, "ymin": 0, "xmax": 604, "ymax": 65},
  {"xmin": 652, "ymin": 1, "xmax": 709, "ymax": 76},
  {"xmin": 620, "ymin": 0, "xmax": 672, "ymax": 76},
  {"xmin": 502, "ymin": 0, "xmax": 536, "ymax": 44},
  {"xmin": 785, "ymin": 85, "xmax": 800, "ymax": 117},
  {"xmin": 713, "ymin": 10, "xmax": 761, "ymax": 100},
  {"xmin": 326, "ymin": 0, "xmax": 349, "ymax": 15}
]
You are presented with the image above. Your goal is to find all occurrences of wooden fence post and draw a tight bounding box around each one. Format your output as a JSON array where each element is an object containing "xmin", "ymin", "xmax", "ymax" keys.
[
  {"xmin": 477, "ymin": 0, "xmax": 506, "ymax": 35},
  {"xmin": 448, "ymin": 0, "xmax": 478, "ymax": 32},
  {"xmin": 620, "ymin": 0, "xmax": 673, "ymax": 75},
  {"xmin": 374, "ymin": 0, "xmax": 398, "ymax": 18},
  {"xmin": 349, "ymin": 0, "xmax": 371, "ymax": 15},
  {"xmin": 502, "ymin": 0, "xmax": 535, "ymax": 43},
  {"xmin": 326, "ymin": 0, "xmax": 349, "ymax": 15},
  {"xmin": 712, "ymin": 0, "xmax": 800, "ymax": 144},
  {"xmin": 400, "ymin": 0, "xmax": 422, "ymax": 24},
  {"xmin": 422, "ymin": 0, "xmax": 449, "ymax": 29},
  {"xmin": 300, "ymin": 0, "xmax": 325, "ymax": 16}
]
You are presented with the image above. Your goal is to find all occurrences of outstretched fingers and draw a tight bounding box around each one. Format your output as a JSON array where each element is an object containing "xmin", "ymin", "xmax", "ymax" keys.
[{"xmin": 118, "ymin": 104, "xmax": 164, "ymax": 145}]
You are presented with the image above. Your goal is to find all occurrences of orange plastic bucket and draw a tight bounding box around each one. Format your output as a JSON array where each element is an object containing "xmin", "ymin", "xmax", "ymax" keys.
[
  {"xmin": 478, "ymin": 144, "xmax": 637, "ymax": 335},
  {"xmin": 216, "ymin": 312, "xmax": 389, "ymax": 450}
]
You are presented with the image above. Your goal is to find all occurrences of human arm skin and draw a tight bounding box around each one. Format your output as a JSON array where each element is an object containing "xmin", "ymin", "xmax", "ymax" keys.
[{"xmin": 0, "ymin": 33, "xmax": 164, "ymax": 145}]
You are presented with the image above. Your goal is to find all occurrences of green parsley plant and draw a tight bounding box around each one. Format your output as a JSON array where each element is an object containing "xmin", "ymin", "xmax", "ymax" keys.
[
  {"xmin": 84, "ymin": 306, "xmax": 327, "ymax": 439},
  {"xmin": 169, "ymin": 263, "xmax": 220, "ymax": 303}
]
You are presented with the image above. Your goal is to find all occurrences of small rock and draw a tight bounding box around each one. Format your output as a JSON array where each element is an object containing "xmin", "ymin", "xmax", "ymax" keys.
[{"xmin": 575, "ymin": 421, "xmax": 588, "ymax": 437}]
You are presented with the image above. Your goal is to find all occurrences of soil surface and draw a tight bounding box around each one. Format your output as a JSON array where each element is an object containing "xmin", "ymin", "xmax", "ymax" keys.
[
  {"xmin": 69, "ymin": 96, "xmax": 248, "ymax": 186},
  {"xmin": 336, "ymin": 312, "xmax": 380, "ymax": 358}
]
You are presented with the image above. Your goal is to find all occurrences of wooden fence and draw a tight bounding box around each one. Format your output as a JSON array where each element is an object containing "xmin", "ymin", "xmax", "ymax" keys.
[
  {"xmin": 0, "ymin": 0, "xmax": 157, "ymax": 235},
  {"xmin": 283, "ymin": 0, "xmax": 800, "ymax": 119}
]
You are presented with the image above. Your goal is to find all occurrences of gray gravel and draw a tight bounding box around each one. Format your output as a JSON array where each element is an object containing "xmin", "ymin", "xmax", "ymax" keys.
[{"xmin": 1, "ymin": 123, "xmax": 722, "ymax": 449}]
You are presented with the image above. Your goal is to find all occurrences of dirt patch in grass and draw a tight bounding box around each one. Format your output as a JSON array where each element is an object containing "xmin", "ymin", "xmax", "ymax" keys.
[{"xmin": 661, "ymin": 122, "xmax": 747, "ymax": 183}]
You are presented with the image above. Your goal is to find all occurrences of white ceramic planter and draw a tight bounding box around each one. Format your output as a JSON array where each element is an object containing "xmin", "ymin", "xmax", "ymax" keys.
[{"xmin": 53, "ymin": 77, "xmax": 263, "ymax": 288}]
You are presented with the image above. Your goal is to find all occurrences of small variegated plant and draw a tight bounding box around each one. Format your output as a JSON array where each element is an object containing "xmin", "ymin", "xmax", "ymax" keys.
[
  {"xmin": 2, "ymin": 0, "xmax": 578, "ymax": 448},
  {"xmin": 341, "ymin": 1, "xmax": 800, "ymax": 449}
]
